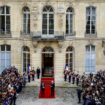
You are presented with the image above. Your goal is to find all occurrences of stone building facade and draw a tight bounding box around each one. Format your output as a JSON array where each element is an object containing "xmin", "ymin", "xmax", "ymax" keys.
[{"xmin": 0, "ymin": 0, "xmax": 105, "ymax": 81}]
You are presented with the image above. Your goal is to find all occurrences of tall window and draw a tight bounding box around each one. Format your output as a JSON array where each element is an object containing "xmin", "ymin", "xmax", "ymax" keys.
[
  {"xmin": 42, "ymin": 6, "xmax": 54, "ymax": 35},
  {"xmin": 23, "ymin": 7, "xmax": 30, "ymax": 34},
  {"xmin": 66, "ymin": 7, "xmax": 73, "ymax": 35},
  {"xmin": 66, "ymin": 46, "xmax": 74, "ymax": 71},
  {"xmin": 85, "ymin": 45, "xmax": 96, "ymax": 73},
  {"xmin": 86, "ymin": 6, "xmax": 96, "ymax": 34},
  {"xmin": 0, "ymin": 6, "xmax": 10, "ymax": 34},
  {"xmin": 0, "ymin": 45, "xmax": 11, "ymax": 73},
  {"xmin": 22, "ymin": 46, "xmax": 30, "ymax": 72}
]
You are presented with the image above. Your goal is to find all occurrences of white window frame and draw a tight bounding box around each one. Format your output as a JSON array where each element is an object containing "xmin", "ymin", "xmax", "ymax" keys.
[
  {"xmin": 86, "ymin": 6, "xmax": 96, "ymax": 34},
  {"xmin": 42, "ymin": 6, "xmax": 54, "ymax": 37},
  {"xmin": 0, "ymin": 45, "xmax": 11, "ymax": 73},
  {"xmin": 23, "ymin": 7, "xmax": 30, "ymax": 34},
  {"xmin": 66, "ymin": 47, "xmax": 74, "ymax": 71},
  {"xmin": 66, "ymin": 8, "xmax": 73, "ymax": 35},
  {"xmin": 85, "ymin": 45, "xmax": 96, "ymax": 74},
  {"xmin": 22, "ymin": 47, "xmax": 30, "ymax": 73},
  {"xmin": 0, "ymin": 6, "xmax": 10, "ymax": 34}
]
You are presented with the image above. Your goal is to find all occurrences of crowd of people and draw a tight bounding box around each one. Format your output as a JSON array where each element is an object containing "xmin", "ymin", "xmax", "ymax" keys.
[
  {"xmin": 0, "ymin": 66, "xmax": 26, "ymax": 105},
  {"xmin": 81, "ymin": 71, "xmax": 105, "ymax": 105},
  {"xmin": 64, "ymin": 65, "xmax": 105, "ymax": 105}
]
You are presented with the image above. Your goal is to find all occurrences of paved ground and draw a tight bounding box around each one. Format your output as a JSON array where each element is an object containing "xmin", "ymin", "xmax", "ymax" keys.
[{"xmin": 16, "ymin": 86, "xmax": 80, "ymax": 105}]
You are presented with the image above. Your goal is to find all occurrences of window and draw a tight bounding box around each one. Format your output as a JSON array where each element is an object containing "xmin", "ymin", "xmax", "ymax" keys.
[
  {"xmin": 42, "ymin": 6, "xmax": 54, "ymax": 35},
  {"xmin": 0, "ymin": 45, "xmax": 11, "ymax": 73},
  {"xmin": 22, "ymin": 46, "xmax": 30, "ymax": 72},
  {"xmin": 23, "ymin": 7, "xmax": 30, "ymax": 34},
  {"xmin": 0, "ymin": 6, "xmax": 11, "ymax": 34},
  {"xmin": 66, "ymin": 46, "xmax": 74, "ymax": 71},
  {"xmin": 85, "ymin": 45, "xmax": 96, "ymax": 73},
  {"xmin": 66, "ymin": 7, "xmax": 73, "ymax": 35},
  {"xmin": 86, "ymin": 6, "xmax": 96, "ymax": 34}
]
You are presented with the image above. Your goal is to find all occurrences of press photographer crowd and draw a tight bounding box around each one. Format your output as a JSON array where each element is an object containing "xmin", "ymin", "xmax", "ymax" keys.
[
  {"xmin": 0, "ymin": 66, "xmax": 26, "ymax": 105},
  {"xmin": 64, "ymin": 68, "xmax": 105, "ymax": 105},
  {"xmin": 0, "ymin": 66, "xmax": 40, "ymax": 105}
]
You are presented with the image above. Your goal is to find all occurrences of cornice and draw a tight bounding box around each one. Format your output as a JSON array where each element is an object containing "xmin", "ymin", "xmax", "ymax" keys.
[{"xmin": 0, "ymin": 0, "xmax": 105, "ymax": 3}]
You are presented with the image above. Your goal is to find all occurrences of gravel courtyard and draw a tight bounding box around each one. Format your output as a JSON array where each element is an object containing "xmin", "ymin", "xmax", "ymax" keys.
[{"xmin": 16, "ymin": 86, "xmax": 79, "ymax": 105}]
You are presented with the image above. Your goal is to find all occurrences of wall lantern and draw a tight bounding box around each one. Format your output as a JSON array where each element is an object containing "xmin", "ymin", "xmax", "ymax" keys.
[{"xmin": 102, "ymin": 40, "xmax": 105, "ymax": 55}]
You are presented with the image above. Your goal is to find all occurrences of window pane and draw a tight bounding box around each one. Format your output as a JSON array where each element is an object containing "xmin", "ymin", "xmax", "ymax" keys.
[
  {"xmin": 6, "ymin": 45, "xmax": 11, "ymax": 51},
  {"xmin": 49, "ymin": 30, "xmax": 54, "ymax": 34},
  {"xmin": 42, "ymin": 25, "xmax": 47, "ymax": 29},
  {"xmin": 43, "ymin": 14, "xmax": 47, "ymax": 18},
  {"xmin": 6, "ymin": 6, "xmax": 10, "ymax": 14},
  {"xmin": 49, "ymin": 14, "xmax": 53, "ymax": 18},
  {"xmin": 1, "ymin": 45, "xmax": 5, "ymax": 51},
  {"xmin": 0, "ymin": 16, "xmax": 5, "ymax": 32},
  {"xmin": 86, "ymin": 7, "xmax": 96, "ymax": 34},
  {"xmin": 42, "ymin": 30, "xmax": 47, "ymax": 34}
]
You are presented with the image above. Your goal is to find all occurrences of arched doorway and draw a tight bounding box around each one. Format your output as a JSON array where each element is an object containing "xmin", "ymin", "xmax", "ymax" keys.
[{"xmin": 42, "ymin": 47, "xmax": 54, "ymax": 77}]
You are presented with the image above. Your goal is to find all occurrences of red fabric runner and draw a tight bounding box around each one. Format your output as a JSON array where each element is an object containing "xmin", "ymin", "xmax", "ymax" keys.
[{"xmin": 39, "ymin": 77, "xmax": 55, "ymax": 98}]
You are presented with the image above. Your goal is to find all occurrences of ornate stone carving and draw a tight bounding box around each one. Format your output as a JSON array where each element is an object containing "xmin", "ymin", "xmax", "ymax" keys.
[
  {"xmin": 58, "ymin": 14, "xmax": 63, "ymax": 29},
  {"xmin": 45, "ymin": 0, "xmax": 50, "ymax": 5},
  {"xmin": 88, "ymin": 39, "xmax": 94, "ymax": 45},
  {"xmin": 58, "ymin": 41, "xmax": 63, "ymax": 52},
  {"xmin": 32, "ymin": 41, "xmax": 38, "ymax": 52},
  {"xmin": 3, "ymin": 40, "xmax": 7, "ymax": 45}
]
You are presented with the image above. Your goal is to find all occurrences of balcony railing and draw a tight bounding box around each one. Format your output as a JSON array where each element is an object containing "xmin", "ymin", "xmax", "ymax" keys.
[
  {"xmin": 20, "ymin": 31, "xmax": 32, "ymax": 36},
  {"xmin": 85, "ymin": 31, "xmax": 97, "ymax": 38},
  {"xmin": 32, "ymin": 31, "xmax": 64, "ymax": 41},
  {"xmin": 0, "ymin": 30, "xmax": 11, "ymax": 37},
  {"xmin": 65, "ymin": 31, "xmax": 76, "ymax": 38}
]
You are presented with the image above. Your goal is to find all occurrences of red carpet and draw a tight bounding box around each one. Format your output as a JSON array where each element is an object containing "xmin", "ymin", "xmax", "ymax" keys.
[{"xmin": 39, "ymin": 77, "xmax": 55, "ymax": 98}]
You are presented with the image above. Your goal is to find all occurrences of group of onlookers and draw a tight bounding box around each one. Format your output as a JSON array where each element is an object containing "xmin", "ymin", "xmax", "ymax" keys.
[
  {"xmin": 0, "ymin": 66, "xmax": 25, "ymax": 105},
  {"xmin": 81, "ymin": 71, "xmax": 105, "ymax": 105},
  {"xmin": 64, "ymin": 66, "xmax": 105, "ymax": 105}
]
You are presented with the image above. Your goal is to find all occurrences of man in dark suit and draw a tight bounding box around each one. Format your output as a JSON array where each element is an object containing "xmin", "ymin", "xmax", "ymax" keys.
[
  {"xmin": 68, "ymin": 71, "xmax": 72, "ymax": 83},
  {"xmin": 28, "ymin": 71, "xmax": 30, "ymax": 82},
  {"xmin": 64, "ymin": 70, "xmax": 67, "ymax": 81},
  {"xmin": 50, "ymin": 80, "xmax": 55, "ymax": 96},
  {"xmin": 72, "ymin": 74, "xmax": 75, "ymax": 84},
  {"xmin": 77, "ymin": 86, "xmax": 83, "ymax": 104},
  {"xmin": 36, "ymin": 67, "xmax": 41, "ymax": 79},
  {"xmin": 41, "ymin": 82, "xmax": 45, "ymax": 96}
]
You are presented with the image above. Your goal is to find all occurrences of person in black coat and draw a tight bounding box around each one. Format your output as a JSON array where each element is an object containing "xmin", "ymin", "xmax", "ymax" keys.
[
  {"xmin": 76, "ymin": 75, "xmax": 80, "ymax": 86},
  {"xmin": 12, "ymin": 86, "xmax": 17, "ymax": 105},
  {"xmin": 77, "ymin": 86, "xmax": 83, "ymax": 103},
  {"xmin": 72, "ymin": 74, "xmax": 75, "ymax": 84},
  {"xmin": 64, "ymin": 70, "xmax": 68, "ymax": 81},
  {"xmin": 50, "ymin": 80, "xmax": 55, "ymax": 96},
  {"xmin": 28, "ymin": 72, "xmax": 30, "ymax": 82},
  {"xmin": 36, "ymin": 67, "xmax": 41, "ymax": 79},
  {"xmin": 41, "ymin": 82, "xmax": 45, "ymax": 96},
  {"xmin": 68, "ymin": 71, "xmax": 72, "ymax": 83}
]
